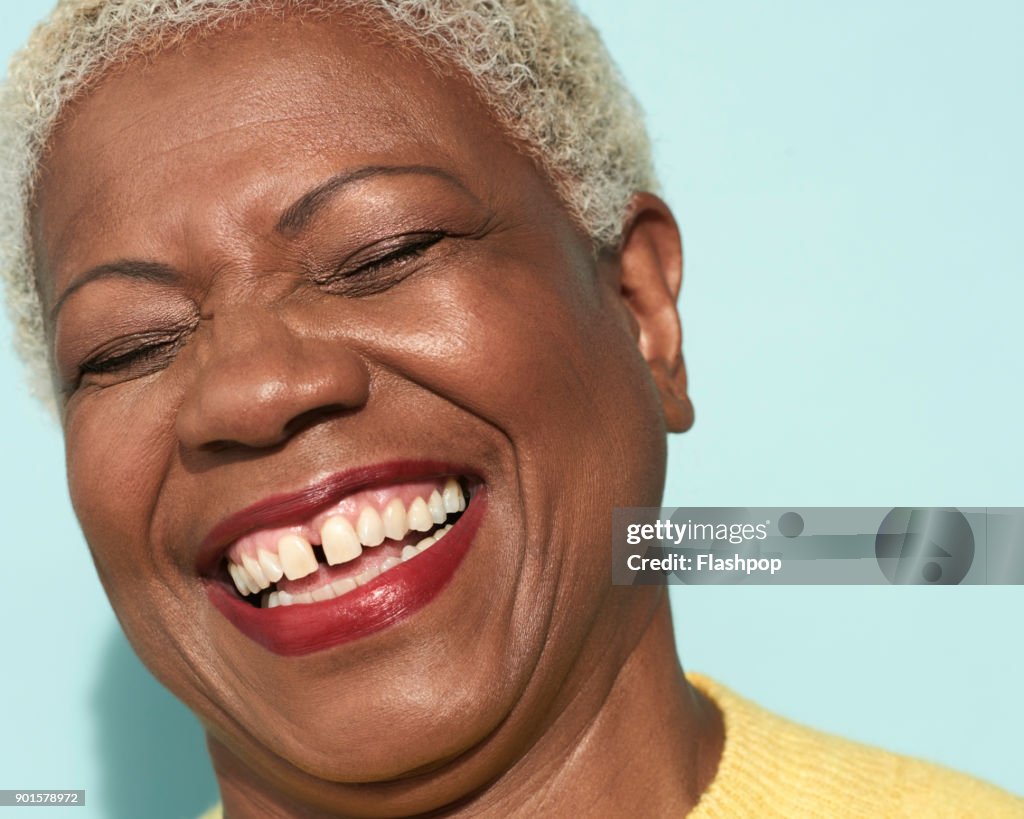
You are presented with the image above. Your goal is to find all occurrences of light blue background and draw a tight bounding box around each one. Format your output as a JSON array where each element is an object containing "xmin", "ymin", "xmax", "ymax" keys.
[{"xmin": 1, "ymin": 2, "xmax": 1021, "ymax": 816}]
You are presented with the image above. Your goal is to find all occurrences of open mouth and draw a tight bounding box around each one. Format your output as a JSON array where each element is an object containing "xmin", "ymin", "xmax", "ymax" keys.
[
  {"xmin": 201, "ymin": 463, "xmax": 486, "ymax": 655},
  {"xmin": 217, "ymin": 476, "xmax": 471, "ymax": 608}
]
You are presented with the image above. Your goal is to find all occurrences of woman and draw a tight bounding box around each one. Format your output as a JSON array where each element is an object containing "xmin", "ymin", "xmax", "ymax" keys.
[{"xmin": 1, "ymin": 1, "xmax": 1019, "ymax": 816}]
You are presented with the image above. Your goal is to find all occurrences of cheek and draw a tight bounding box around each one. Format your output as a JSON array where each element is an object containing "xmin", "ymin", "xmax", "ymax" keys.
[
  {"xmin": 461, "ymin": 258, "xmax": 662, "ymax": 482},
  {"xmin": 64, "ymin": 388, "xmax": 177, "ymax": 578},
  {"xmin": 374, "ymin": 238, "xmax": 666, "ymax": 515}
]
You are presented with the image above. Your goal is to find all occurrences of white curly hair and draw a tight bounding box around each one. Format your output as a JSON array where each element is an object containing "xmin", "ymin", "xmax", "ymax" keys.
[{"xmin": 0, "ymin": 0, "xmax": 657, "ymax": 396}]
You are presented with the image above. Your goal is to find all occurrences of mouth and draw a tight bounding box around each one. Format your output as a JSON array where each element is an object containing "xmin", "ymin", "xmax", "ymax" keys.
[{"xmin": 200, "ymin": 464, "xmax": 485, "ymax": 655}]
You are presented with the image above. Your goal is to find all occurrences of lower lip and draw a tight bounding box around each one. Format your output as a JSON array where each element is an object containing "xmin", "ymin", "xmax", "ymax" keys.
[{"xmin": 207, "ymin": 490, "xmax": 487, "ymax": 656}]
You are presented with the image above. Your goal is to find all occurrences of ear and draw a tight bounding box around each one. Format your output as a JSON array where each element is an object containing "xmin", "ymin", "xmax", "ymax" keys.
[{"xmin": 617, "ymin": 192, "xmax": 694, "ymax": 432}]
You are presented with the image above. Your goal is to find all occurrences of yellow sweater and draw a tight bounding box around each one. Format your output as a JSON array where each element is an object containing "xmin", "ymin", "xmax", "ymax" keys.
[
  {"xmin": 200, "ymin": 675, "xmax": 1023, "ymax": 817},
  {"xmin": 686, "ymin": 675, "xmax": 1022, "ymax": 817}
]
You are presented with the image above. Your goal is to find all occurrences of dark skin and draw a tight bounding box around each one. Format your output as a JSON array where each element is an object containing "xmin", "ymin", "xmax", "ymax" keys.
[{"xmin": 34, "ymin": 13, "xmax": 721, "ymax": 818}]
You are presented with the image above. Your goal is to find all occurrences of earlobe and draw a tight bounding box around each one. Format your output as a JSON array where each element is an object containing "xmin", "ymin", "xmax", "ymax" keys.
[{"xmin": 617, "ymin": 193, "xmax": 694, "ymax": 433}]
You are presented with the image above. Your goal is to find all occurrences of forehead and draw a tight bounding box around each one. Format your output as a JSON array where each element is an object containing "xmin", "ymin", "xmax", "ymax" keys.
[{"xmin": 33, "ymin": 12, "xmax": 532, "ymax": 297}]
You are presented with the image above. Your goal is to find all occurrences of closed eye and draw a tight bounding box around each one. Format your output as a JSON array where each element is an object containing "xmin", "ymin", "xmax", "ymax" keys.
[
  {"xmin": 72, "ymin": 332, "xmax": 188, "ymax": 393},
  {"xmin": 317, "ymin": 232, "xmax": 446, "ymax": 296}
]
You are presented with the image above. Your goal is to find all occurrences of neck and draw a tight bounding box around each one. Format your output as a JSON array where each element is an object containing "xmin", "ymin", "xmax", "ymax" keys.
[
  {"xmin": 456, "ymin": 596, "xmax": 722, "ymax": 817},
  {"xmin": 210, "ymin": 595, "xmax": 722, "ymax": 817}
]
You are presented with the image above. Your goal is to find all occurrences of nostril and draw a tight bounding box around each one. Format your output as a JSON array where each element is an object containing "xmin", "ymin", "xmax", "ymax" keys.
[
  {"xmin": 198, "ymin": 439, "xmax": 238, "ymax": 455},
  {"xmin": 194, "ymin": 405, "xmax": 354, "ymax": 455},
  {"xmin": 282, "ymin": 404, "xmax": 356, "ymax": 440}
]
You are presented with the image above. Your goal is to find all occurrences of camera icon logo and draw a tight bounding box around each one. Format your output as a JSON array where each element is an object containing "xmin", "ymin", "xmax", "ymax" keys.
[{"xmin": 875, "ymin": 508, "xmax": 974, "ymax": 584}]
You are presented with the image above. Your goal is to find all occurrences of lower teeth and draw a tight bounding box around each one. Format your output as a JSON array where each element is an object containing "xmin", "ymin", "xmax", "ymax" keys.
[{"xmin": 257, "ymin": 521, "xmax": 456, "ymax": 608}]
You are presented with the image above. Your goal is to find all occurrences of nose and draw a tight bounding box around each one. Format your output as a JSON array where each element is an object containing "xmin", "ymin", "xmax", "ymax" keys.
[{"xmin": 175, "ymin": 310, "xmax": 370, "ymax": 451}]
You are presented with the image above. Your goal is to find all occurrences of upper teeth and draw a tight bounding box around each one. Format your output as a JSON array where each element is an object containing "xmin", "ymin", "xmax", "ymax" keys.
[
  {"xmin": 225, "ymin": 478, "xmax": 466, "ymax": 597},
  {"xmin": 262, "ymin": 523, "xmax": 454, "ymax": 608},
  {"xmin": 278, "ymin": 533, "xmax": 319, "ymax": 580},
  {"xmin": 407, "ymin": 497, "xmax": 433, "ymax": 532},
  {"xmin": 321, "ymin": 516, "xmax": 361, "ymax": 565}
]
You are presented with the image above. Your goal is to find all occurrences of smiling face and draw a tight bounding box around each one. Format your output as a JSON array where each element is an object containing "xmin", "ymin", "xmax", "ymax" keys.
[{"xmin": 34, "ymin": 11, "xmax": 688, "ymax": 814}]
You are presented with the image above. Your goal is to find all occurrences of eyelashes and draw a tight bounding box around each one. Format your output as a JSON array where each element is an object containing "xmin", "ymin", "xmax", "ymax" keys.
[
  {"xmin": 315, "ymin": 231, "xmax": 446, "ymax": 296},
  {"xmin": 73, "ymin": 330, "xmax": 190, "ymax": 393},
  {"xmin": 81, "ymin": 340, "xmax": 175, "ymax": 376}
]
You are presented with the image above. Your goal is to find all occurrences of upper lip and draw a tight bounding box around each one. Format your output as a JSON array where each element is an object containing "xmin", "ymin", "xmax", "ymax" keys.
[{"xmin": 195, "ymin": 459, "xmax": 475, "ymax": 576}]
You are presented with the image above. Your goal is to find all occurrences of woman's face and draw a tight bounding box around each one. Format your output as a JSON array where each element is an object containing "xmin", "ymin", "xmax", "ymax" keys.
[{"xmin": 34, "ymin": 12, "xmax": 680, "ymax": 809}]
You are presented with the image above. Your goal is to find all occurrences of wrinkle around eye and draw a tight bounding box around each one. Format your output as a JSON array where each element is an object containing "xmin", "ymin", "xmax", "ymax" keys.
[
  {"xmin": 66, "ymin": 321, "xmax": 196, "ymax": 397},
  {"xmin": 312, "ymin": 231, "xmax": 448, "ymax": 297},
  {"xmin": 53, "ymin": 284, "xmax": 201, "ymax": 399}
]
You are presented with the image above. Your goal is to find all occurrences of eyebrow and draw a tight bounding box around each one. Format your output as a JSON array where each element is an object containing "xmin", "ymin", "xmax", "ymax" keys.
[
  {"xmin": 49, "ymin": 259, "xmax": 179, "ymax": 322},
  {"xmin": 275, "ymin": 164, "xmax": 472, "ymax": 234},
  {"xmin": 50, "ymin": 164, "xmax": 472, "ymax": 321}
]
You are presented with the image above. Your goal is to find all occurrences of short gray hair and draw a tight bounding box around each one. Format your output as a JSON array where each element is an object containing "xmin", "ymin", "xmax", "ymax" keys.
[{"xmin": 0, "ymin": 0, "xmax": 657, "ymax": 396}]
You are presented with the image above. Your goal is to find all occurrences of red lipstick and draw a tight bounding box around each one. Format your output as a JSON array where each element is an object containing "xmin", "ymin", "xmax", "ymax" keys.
[
  {"xmin": 196, "ymin": 460, "xmax": 467, "ymax": 575},
  {"xmin": 199, "ymin": 462, "xmax": 485, "ymax": 655}
]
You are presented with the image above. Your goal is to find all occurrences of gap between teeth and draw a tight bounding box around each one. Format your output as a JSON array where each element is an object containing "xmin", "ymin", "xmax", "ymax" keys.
[
  {"xmin": 225, "ymin": 478, "xmax": 466, "ymax": 598},
  {"xmin": 262, "ymin": 523, "xmax": 454, "ymax": 608}
]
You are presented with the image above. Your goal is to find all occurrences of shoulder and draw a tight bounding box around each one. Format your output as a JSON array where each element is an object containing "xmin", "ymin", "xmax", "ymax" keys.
[{"xmin": 687, "ymin": 674, "xmax": 1024, "ymax": 818}]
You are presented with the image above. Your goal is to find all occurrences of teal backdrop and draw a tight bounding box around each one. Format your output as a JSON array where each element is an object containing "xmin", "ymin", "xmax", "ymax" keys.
[{"xmin": 1, "ymin": 2, "xmax": 1021, "ymax": 816}]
